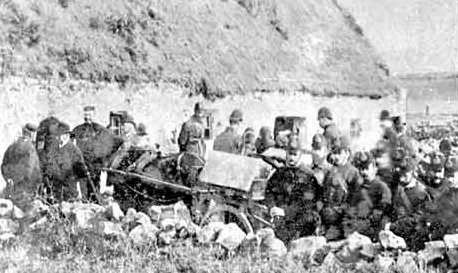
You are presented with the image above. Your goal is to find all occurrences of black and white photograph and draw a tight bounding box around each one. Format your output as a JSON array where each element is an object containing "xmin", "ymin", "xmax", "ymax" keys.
[{"xmin": 0, "ymin": 0, "xmax": 457, "ymax": 272}]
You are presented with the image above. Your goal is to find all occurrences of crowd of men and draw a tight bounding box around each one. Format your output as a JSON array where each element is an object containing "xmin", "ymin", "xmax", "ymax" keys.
[{"xmin": 1, "ymin": 102, "xmax": 458, "ymax": 250}]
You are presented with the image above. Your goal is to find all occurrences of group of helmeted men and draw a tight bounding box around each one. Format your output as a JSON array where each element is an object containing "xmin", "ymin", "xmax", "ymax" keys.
[{"xmin": 1, "ymin": 103, "xmax": 458, "ymax": 250}]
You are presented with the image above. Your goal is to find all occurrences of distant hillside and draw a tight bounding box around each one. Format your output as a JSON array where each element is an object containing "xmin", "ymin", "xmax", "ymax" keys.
[
  {"xmin": 0, "ymin": 0, "xmax": 396, "ymax": 98},
  {"xmin": 339, "ymin": 0, "xmax": 457, "ymax": 76}
]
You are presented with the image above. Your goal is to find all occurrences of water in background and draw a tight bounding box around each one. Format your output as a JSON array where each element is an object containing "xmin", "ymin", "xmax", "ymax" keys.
[{"xmin": 400, "ymin": 77, "xmax": 458, "ymax": 124}]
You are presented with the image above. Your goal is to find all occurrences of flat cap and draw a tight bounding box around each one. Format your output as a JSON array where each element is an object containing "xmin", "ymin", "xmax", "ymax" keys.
[
  {"xmin": 379, "ymin": 110, "xmax": 391, "ymax": 121},
  {"xmin": 57, "ymin": 122, "xmax": 71, "ymax": 135}
]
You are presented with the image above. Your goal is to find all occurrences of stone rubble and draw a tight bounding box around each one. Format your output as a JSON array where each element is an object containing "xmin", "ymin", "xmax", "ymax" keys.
[{"xmin": 2, "ymin": 196, "xmax": 458, "ymax": 271}]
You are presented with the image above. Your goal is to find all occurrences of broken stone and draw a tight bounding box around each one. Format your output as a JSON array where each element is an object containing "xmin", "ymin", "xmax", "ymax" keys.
[
  {"xmin": 73, "ymin": 208, "xmax": 99, "ymax": 230},
  {"xmin": 147, "ymin": 205, "xmax": 162, "ymax": 224},
  {"xmin": 60, "ymin": 201, "xmax": 73, "ymax": 216},
  {"xmin": 336, "ymin": 232, "xmax": 373, "ymax": 263},
  {"xmin": 0, "ymin": 233, "xmax": 15, "ymax": 241},
  {"xmin": 215, "ymin": 223, "xmax": 246, "ymax": 251},
  {"xmin": 106, "ymin": 202, "xmax": 124, "ymax": 222},
  {"xmin": 396, "ymin": 251, "xmax": 419, "ymax": 273},
  {"xmin": 260, "ymin": 234, "xmax": 287, "ymax": 258},
  {"xmin": 12, "ymin": 205, "xmax": 24, "ymax": 220},
  {"xmin": 0, "ymin": 219, "xmax": 19, "ymax": 234},
  {"xmin": 0, "ymin": 199, "xmax": 13, "ymax": 218},
  {"xmin": 26, "ymin": 200, "xmax": 49, "ymax": 219},
  {"xmin": 379, "ymin": 230, "xmax": 407, "ymax": 250},
  {"xmin": 240, "ymin": 232, "xmax": 259, "ymax": 253},
  {"xmin": 417, "ymin": 240, "xmax": 446, "ymax": 265},
  {"xmin": 197, "ymin": 221, "xmax": 225, "ymax": 244},
  {"xmin": 128, "ymin": 223, "xmax": 159, "ymax": 247},
  {"xmin": 158, "ymin": 229, "xmax": 177, "ymax": 246},
  {"xmin": 321, "ymin": 252, "xmax": 343, "ymax": 270},
  {"xmin": 444, "ymin": 234, "xmax": 458, "ymax": 268},
  {"xmin": 288, "ymin": 236, "xmax": 327, "ymax": 262},
  {"xmin": 29, "ymin": 216, "xmax": 48, "ymax": 230},
  {"xmin": 375, "ymin": 254, "xmax": 395, "ymax": 271},
  {"xmin": 136, "ymin": 212, "xmax": 152, "ymax": 227},
  {"xmin": 97, "ymin": 221, "xmax": 124, "ymax": 237}
]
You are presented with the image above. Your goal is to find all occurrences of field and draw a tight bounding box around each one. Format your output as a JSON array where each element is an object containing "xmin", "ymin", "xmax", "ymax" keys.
[{"xmin": 400, "ymin": 77, "xmax": 458, "ymax": 124}]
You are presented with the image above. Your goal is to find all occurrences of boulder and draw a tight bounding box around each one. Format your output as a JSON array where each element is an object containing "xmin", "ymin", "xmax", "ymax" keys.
[
  {"xmin": 197, "ymin": 221, "xmax": 225, "ymax": 244},
  {"xmin": 336, "ymin": 232, "xmax": 373, "ymax": 263},
  {"xmin": 444, "ymin": 234, "xmax": 458, "ymax": 267},
  {"xmin": 60, "ymin": 201, "xmax": 73, "ymax": 216},
  {"xmin": 288, "ymin": 236, "xmax": 327, "ymax": 262},
  {"xmin": 158, "ymin": 229, "xmax": 177, "ymax": 246},
  {"xmin": 260, "ymin": 236, "xmax": 287, "ymax": 258},
  {"xmin": 375, "ymin": 255, "xmax": 395, "ymax": 271},
  {"xmin": 136, "ymin": 212, "xmax": 152, "ymax": 227},
  {"xmin": 12, "ymin": 205, "xmax": 24, "ymax": 220},
  {"xmin": 0, "ymin": 233, "xmax": 15, "ymax": 241},
  {"xmin": 321, "ymin": 252, "xmax": 343, "ymax": 270},
  {"xmin": 240, "ymin": 232, "xmax": 259, "ymax": 253},
  {"xmin": 128, "ymin": 223, "xmax": 159, "ymax": 247},
  {"xmin": 105, "ymin": 201, "xmax": 124, "ymax": 222},
  {"xmin": 0, "ymin": 219, "xmax": 19, "ymax": 234},
  {"xmin": 215, "ymin": 223, "xmax": 246, "ymax": 251},
  {"xmin": 124, "ymin": 208, "xmax": 137, "ymax": 225},
  {"xmin": 396, "ymin": 251, "xmax": 419, "ymax": 273},
  {"xmin": 73, "ymin": 208, "xmax": 99, "ymax": 230},
  {"xmin": 26, "ymin": 200, "xmax": 49, "ymax": 219},
  {"xmin": 96, "ymin": 221, "xmax": 125, "ymax": 237},
  {"xmin": 417, "ymin": 240, "xmax": 446, "ymax": 265},
  {"xmin": 255, "ymin": 228, "xmax": 287, "ymax": 257},
  {"xmin": 379, "ymin": 230, "xmax": 407, "ymax": 250},
  {"xmin": 0, "ymin": 199, "xmax": 14, "ymax": 218}
]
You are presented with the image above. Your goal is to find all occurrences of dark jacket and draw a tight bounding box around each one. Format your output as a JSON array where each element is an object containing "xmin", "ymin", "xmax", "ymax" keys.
[
  {"xmin": 1, "ymin": 136, "xmax": 42, "ymax": 197},
  {"xmin": 178, "ymin": 115, "xmax": 206, "ymax": 157},
  {"xmin": 213, "ymin": 127, "xmax": 242, "ymax": 154},
  {"xmin": 44, "ymin": 141, "xmax": 88, "ymax": 201}
]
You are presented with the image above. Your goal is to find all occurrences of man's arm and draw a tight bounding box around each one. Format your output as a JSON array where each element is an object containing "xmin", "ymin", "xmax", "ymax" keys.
[{"xmin": 177, "ymin": 122, "xmax": 188, "ymax": 152}]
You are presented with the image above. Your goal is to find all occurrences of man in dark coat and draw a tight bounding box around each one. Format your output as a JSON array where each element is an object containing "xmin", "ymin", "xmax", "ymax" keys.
[
  {"xmin": 178, "ymin": 103, "xmax": 206, "ymax": 157},
  {"xmin": 317, "ymin": 107, "xmax": 340, "ymax": 151},
  {"xmin": 1, "ymin": 123, "xmax": 42, "ymax": 208},
  {"xmin": 71, "ymin": 106, "xmax": 105, "ymax": 173},
  {"xmin": 44, "ymin": 122, "xmax": 89, "ymax": 202},
  {"xmin": 213, "ymin": 109, "xmax": 243, "ymax": 154}
]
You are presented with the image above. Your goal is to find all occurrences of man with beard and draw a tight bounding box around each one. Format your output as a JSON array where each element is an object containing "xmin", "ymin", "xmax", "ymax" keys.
[
  {"xmin": 1, "ymin": 123, "xmax": 42, "ymax": 208},
  {"xmin": 265, "ymin": 136, "xmax": 321, "ymax": 243},
  {"xmin": 422, "ymin": 152, "xmax": 455, "ymax": 201},
  {"xmin": 345, "ymin": 152, "xmax": 392, "ymax": 240}
]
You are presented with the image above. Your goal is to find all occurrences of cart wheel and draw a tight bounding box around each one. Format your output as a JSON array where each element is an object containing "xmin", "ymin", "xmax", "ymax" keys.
[{"xmin": 199, "ymin": 204, "xmax": 254, "ymax": 234}]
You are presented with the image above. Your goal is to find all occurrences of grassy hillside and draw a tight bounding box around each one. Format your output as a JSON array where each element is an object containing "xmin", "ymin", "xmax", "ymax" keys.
[{"xmin": 0, "ymin": 0, "xmax": 396, "ymax": 98}]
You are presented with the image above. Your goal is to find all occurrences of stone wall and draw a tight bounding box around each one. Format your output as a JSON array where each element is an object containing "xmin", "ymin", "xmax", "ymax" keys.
[{"xmin": 0, "ymin": 77, "xmax": 404, "ymax": 165}]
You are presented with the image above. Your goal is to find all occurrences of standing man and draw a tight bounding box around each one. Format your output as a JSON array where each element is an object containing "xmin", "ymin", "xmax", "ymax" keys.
[
  {"xmin": 178, "ymin": 102, "xmax": 206, "ymax": 157},
  {"xmin": 45, "ymin": 122, "xmax": 89, "ymax": 202},
  {"xmin": 317, "ymin": 107, "xmax": 340, "ymax": 151},
  {"xmin": 1, "ymin": 123, "xmax": 42, "ymax": 208},
  {"xmin": 213, "ymin": 109, "xmax": 243, "ymax": 154},
  {"xmin": 71, "ymin": 106, "xmax": 105, "ymax": 197}
]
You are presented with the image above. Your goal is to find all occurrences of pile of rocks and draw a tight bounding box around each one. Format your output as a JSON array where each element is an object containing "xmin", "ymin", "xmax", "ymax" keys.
[{"xmin": 4, "ymin": 196, "xmax": 458, "ymax": 271}]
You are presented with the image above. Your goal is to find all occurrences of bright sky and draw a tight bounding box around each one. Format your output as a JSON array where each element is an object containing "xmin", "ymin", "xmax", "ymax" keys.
[{"xmin": 339, "ymin": 0, "xmax": 458, "ymax": 75}]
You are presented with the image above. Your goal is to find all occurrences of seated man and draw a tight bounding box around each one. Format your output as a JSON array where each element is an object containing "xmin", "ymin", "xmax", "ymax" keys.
[
  {"xmin": 344, "ymin": 151, "xmax": 392, "ymax": 240},
  {"xmin": 265, "ymin": 136, "xmax": 322, "ymax": 243},
  {"xmin": 421, "ymin": 152, "xmax": 454, "ymax": 201}
]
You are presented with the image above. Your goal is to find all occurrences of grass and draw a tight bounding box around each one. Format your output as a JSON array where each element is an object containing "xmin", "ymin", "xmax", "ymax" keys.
[{"xmin": 0, "ymin": 0, "xmax": 396, "ymax": 98}]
